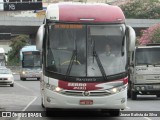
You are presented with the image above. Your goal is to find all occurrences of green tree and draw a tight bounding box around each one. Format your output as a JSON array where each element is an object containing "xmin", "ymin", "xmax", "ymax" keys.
[
  {"xmin": 120, "ymin": 0, "xmax": 160, "ymax": 19},
  {"xmin": 7, "ymin": 35, "xmax": 29, "ymax": 66}
]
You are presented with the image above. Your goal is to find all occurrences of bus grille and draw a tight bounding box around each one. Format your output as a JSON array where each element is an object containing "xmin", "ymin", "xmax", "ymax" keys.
[{"xmin": 61, "ymin": 90, "xmax": 111, "ymax": 96}]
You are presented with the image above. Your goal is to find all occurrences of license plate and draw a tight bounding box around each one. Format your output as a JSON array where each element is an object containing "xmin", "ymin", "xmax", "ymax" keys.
[{"xmin": 80, "ymin": 100, "xmax": 93, "ymax": 105}]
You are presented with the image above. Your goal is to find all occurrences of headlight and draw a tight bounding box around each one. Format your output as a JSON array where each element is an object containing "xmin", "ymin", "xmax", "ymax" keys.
[
  {"xmin": 135, "ymin": 86, "xmax": 145, "ymax": 91},
  {"xmin": 22, "ymin": 71, "xmax": 26, "ymax": 74},
  {"xmin": 108, "ymin": 85, "xmax": 127, "ymax": 94},
  {"xmin": 45, "ymin": 83, "xmax": 63, "ymax": 92},
  {"xmin": 141, "ymin": 86, "xmax": 145, "ymax": 90},
  {"xmin": 8, "ymin": 77, "xmax": 13, "ymax": 80},
  {"xmin": 136, "ymin": 86, "xmax": 140, "ymax": 91}
]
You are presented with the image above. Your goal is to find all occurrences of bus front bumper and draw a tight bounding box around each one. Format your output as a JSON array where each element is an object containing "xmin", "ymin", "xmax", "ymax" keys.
[{"xmin": 43, "ymin": 88, "xmax": 127, "ymax": 109}]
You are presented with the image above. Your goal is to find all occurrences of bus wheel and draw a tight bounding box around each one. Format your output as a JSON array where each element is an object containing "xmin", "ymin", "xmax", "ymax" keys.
[
  {"xmin": 21, "ymin": 78, "xmax": 25, "ymax": 81},
  {"xmin": 127, "ymin": 90, "xmax": 131, "ymax": 98},
  {"xmin": 41, "ymin": 98, "xmax": 44, "ymax": 108},
  {"xmin": 45, "ymin": 108, "xmax": 57, "ymax": 117},
  {"xmin": 101, "ymin": 109, "xmax": 120, "ymax": 116},
  {"xmin": 109, "ymin": 109, "xmax": 120, "ymax": 116},
  {"xmin": 156, "ymin": 95, "xmax": 160, "ymax": 97},
  {"xmin": 45, "ymin": 108, "xmax": 52, "ymax": 117},
  {"xmin": 131, "ymin": 91, "xmax": 137, "ymax": 100},
  {"xmin": 10, "ymin": 84, "xmax": 14, "ymax": 87}
]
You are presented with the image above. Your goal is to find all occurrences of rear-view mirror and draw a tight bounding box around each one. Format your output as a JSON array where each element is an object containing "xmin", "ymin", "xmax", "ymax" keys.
[{"xmin": 36, "ymin": 24, "xmax": 45, "ymax": 51}]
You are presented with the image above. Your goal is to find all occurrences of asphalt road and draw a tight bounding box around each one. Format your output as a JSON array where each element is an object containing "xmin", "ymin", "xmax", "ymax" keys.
[{"xmin": 0, "ymin": 74, "xmax": 160, "ymax": 120}]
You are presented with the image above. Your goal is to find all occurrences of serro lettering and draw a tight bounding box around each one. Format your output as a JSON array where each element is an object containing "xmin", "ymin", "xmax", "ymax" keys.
[{"xmin": 68, "ymin": 83, "xmax": 86, "ymax": 87}]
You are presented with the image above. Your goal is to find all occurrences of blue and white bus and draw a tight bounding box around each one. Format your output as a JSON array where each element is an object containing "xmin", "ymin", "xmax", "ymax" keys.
[{"xmin": 20, "ymin": 45, "xmax": 42, "ymax": 80}]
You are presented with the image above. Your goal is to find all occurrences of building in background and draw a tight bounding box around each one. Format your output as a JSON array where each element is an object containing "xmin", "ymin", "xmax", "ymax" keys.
[{"xmin": 0, "ymin": 0, "xmax": 149, "ymax": 54}]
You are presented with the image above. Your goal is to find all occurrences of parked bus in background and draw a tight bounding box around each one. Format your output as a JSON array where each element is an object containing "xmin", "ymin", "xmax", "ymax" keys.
[
  {"xmin": 19, "ymin": 45, "xmax": 42, "ymax": 81},
  {"xmin": 36, "ymin": 3, "xmax": 135, "ymax": 116},
  {"xmin": 128, "ymin": 44, "xmax": 160, "ymax": 100},
  {"xmin": 0, "ymin": 48, "xmax": 6, "ymax": 66}
]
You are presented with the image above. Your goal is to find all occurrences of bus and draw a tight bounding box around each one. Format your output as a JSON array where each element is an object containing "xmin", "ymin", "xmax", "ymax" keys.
[
  {"xmin": 128, "ymin": 44, "xmax": 160, "ymax": 100},
  {"xmin": 0, "ymin": 48, "xmax": 6, "ymax": 66},
  {"xmin": 20, "ymin": 45, "xmax": 42, "ymax": 80},
  {"xmin": 36, "ymin": 3, "xmax": 136, "ymax": 116}
]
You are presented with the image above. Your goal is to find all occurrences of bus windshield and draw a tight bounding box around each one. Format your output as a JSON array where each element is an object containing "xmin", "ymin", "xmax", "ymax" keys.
[
  {"xmin": 136, "ymin": 48, "xmax": 160, "ymax": 66},
  {"xmin": 46, "ymin": 23, "xmax": 126, "ymax": 77},
  {"xmin": 22, "ymin": 52, "xmax": 41, "ymax": 68}
]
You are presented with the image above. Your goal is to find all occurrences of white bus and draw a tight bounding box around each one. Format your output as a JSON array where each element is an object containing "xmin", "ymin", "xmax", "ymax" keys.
[
  {"xmin": 36, "ymin": 2, "xmax": 135, "ymax": 116},
  {"xmin": 19, "ymin": 45, "xmax": 42, "ymax": 80}
]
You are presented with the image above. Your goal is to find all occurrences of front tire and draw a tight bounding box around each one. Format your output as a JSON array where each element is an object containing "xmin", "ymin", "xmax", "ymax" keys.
[
  {"xmin": 109, "ymin": 109, "xmax": 120, "ymax": 117},
  {"xmin": 127, "ymin": 89, "xmax": 131, "ymax": 98},
  {"xmin": 101, "ymin": 109, "xmax": 120, "ymax": 117},
  {"xmin": 41, "ymin": 97, "xmax": 44, "ymax": 108},
  {"xmin": 131, "ymin": 91, "xmax": 137, "ymax": 100},
  {"xmin": 45, "ymin": 108, "xmax": 58, "ymax": 117},
  {"xmin": 21, "ymin": 78, "xmax": 26, "ymax": 81},
  {"xmin": 45, "ymin": 108, "xmax": 52, "ymax": 117},
  {"xmin": 156, "ymin": 95, "xmax": 160, "ymax": 97},
  {"xmin": 10, "ymin": 84, "xmax": 14, "ymax": 87}
]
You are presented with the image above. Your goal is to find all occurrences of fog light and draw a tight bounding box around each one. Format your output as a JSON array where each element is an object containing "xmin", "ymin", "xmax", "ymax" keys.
[
  {"xmin": 121, "ymin": 98, "xmax": 125, "ymax": 103},
  {"xmin": 55, "ymin": 87, "xmax": 62, "ymax": 92},
  {"xmin": 47, "ymin": 97, "xmax": 51, "ymax": 102}
]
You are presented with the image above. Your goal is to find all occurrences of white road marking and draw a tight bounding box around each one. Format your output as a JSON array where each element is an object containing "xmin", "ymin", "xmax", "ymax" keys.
[
  {"xmin": 14, "ymin": 82, "xmax": 38, "ymax": 120},
  {"xmin": 22, "ymin": 96, "xmax": 37, "ymax": 111},
  {"xmin": 15, "ymin": 82, "xmax": 33, "ymax": 92},
  {"xmin": 143, "ymin": 117, "xmax": 152, "ymax": 120}
]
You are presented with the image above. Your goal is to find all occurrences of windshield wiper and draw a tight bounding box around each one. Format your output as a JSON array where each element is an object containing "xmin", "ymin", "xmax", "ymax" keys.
[
  {"xmin": 121, "ymin": 28, "xmax": 126, "ymax": 56},
  {"xmin": 65, "ymin": 38, "xmax": 79, "ymax": 79},
  {"xmin": 92, "ymin": 40, "xmax": 107, "ymax": 80},
  {"xmin": 93, "ymin": 51, "xmax": 107, "ymax": 80},
  {"xmin": 65, "ymin": 50, "xmax": 77, "ymax": 79}
]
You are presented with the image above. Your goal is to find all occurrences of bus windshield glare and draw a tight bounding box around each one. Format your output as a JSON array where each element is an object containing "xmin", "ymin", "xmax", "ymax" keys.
[{"xmin": 46, "ymin": 24, "xmax": 126, "ymax": 77}]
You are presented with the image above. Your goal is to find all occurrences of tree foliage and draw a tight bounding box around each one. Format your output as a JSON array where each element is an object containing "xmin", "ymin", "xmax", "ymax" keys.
[
  {"xmin": 138, "ymin": 23, "xmax": 160, "ymax": 45},
  {"xmin": 7, "ymin": 35, "xmax": 29, "ymax": 66},
  {"xmin": 120, "ymin": 0, "xmax": 160, "ymax": 19}
]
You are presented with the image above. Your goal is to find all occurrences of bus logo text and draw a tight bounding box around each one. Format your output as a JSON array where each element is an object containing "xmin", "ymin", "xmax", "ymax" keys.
[{"xmin": 68, "ymin": 83, "xmax": 87, "ymax": 90}]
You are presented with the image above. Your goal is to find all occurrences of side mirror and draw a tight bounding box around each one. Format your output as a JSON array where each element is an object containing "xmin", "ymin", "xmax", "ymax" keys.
[
  {"xmin": 127, "ymin": 25, "xmax": 136, "ymax": 52},
  {"xmin": 36, "ymin": 24, "xmax": 45, "ymax": 51}
]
